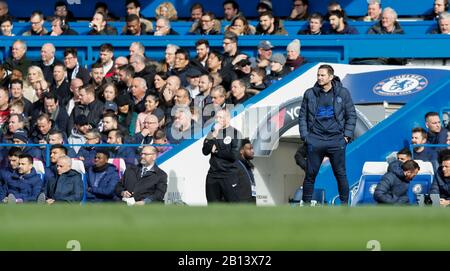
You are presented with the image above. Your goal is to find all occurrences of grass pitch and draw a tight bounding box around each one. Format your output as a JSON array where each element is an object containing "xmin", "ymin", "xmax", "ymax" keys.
[{"xmin": 0, "ymin": 204, "xmax": 449, "ymax": 251}]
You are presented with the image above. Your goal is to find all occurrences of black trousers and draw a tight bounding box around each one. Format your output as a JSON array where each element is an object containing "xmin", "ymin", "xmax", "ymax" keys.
[
  {"xmin": 205, "ymin": 173, "xmax": 240, "ymax": 203},
  {"xmin": 302, "ymin": 137, "xmax": 349, "ymax": 204}
]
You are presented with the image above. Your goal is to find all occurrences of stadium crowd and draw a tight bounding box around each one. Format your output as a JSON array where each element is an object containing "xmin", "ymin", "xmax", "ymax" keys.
[{"xmin": 0, "ymin": 0, "xmax": 449, "ymax": 205}]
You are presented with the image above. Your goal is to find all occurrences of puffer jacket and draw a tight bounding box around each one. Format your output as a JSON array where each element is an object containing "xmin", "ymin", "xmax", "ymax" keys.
[{"xmin": 374, "ymin": 166, "xmax": 410, "ymax": 204}]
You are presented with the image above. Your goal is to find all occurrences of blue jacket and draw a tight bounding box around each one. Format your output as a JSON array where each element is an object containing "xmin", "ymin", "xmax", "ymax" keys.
[
  {"xmin": 86, "ymin": 164, "xmax": 120, "ymax": 202},
  {"xmin": 47, "ymin": 169, "xmax": 83, "ymax": 202},
  {"xmin": 374, "ymin": 167, "xmax": 410, "ymax": 204},
  {"xmin": 0, "ymin": 166, "xmax": 15, "ymax": 200},
  {"xmin": 44, "ymin": 164, "xmax": 57, "ymax": 193},
  {"xmin": 6, "ymin": 169, "xmax": 43, "ymax": 202},
  {"xmin": 430, "ymin": 166, "xmax": 450, "ymax": 200},
  {"xmin": 110, "ymin": 146, "xmax": 136, "ymax": 167},
  {"xmin": 23, "ymin": 146, "xmax": 43, "ymax": 161},
  {"xmin": 427, "ymin": 129, "xmax": 447, "ymax": 145},
  {"xmin": 78, "ymin": 147, "xmax": 97, "ymax": 169},
  {"xmin": 299, "ymin": 77, "xmax": 357, "ymax": 142}
]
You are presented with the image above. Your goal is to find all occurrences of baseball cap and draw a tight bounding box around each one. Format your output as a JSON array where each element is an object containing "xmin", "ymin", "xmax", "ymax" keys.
[
  {"xmin": 258, "ymin": 40, "xmax": 274, "ymax": 50},
  {"xmin": 104, "ymin": 102, "xmax": 118, "ymax": 112}
]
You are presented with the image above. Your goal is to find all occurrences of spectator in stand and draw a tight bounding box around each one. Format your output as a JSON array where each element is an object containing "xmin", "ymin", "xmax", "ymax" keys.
[
  {"xmin": 134, "ymin": 114, "xmax": 159, "ymax": 144},
  {"xmin": 135, "ymin": 94, "xmax": 163, "ymax": 134},
  {"xmin": 22, "ymin": 11, "xmax": 48, "ymax": 36},
  {"xmin": 54, "ymin": 1, "xmax": 75, "ymax": 22},
  {"xmin": 9, "ymin": 79, "xmax": 33, "ymax": 117},
  {"xmin": 86, "ymin": 149, "xmax": 120, "ymax": 202},
  {"xmin": 115, "ymin": 146, "xmax": 167, "ymax": 205},
  {"xmin": 125, "ymin": 0, "xmax": 153, "ymax": 33},
  {"xmin": 298, "ymin": 13, "xmax": 324, "ymax": 34},
  {"xmin": 230, "ymin": 79, "xmax": 252, "ymax": 106},
  {"xmin": 113, "ymin": 56, "xmax": 128, "ymax": 83},
  {"xmin": 155, "ymin": 2, "xmax": 178, "ymax": 21},
  {"xmin": 43, "ymin": 92, "xmax": 70, "ymax": 135},
  {"xmin": 267, "ymin": 54, "xmax": 290, "ymax": 85},
  {"xmin": 172, "ymin": 48, "xmax": 201, "ymax": 88},
  {"xmin": 425, "ymin": 112, "xmax": 447, "ymax": 145},
  {"xmin": 9, "ymin": 100, "xmax": 26, "ymax": 116},
  {"xmin": 361, "ymin": 0, "xmax": 382, "ymax": 22},
  {"xmin": 116, "ymin": 64, "xmax": 134, "ymax": 95},
  {"xmin": 249, "ymin": 40, "xmax": 274, "ymax": 75},
  {"xmin": 68, "ymin": 114, "xmax": 90, "ymax": 154},
  {"xmin": 38, "ymin": 43, "xmax": 63, "ymax": 84},
  {"xmin": 78, "ymin": 130, "xmax": 102, "ymax": 169},
  {"xmin": 26, "ymin": 65, "xmax": 48, "ymax": 104},
  {"xmin": 122, "ymin": 14, "xmax": 150, "ymax": 36},
  {"xmin": 0, "ymin": 16, "xmax": 14, "ymax": 36},
  {"xmin": 288, "ymin": 0, "xmax": 309, "ymax": 21},
  {"xmin": 227, "ymin": 15, "xmax": 256, "ymax": 35},
  {"xmin": 130, "ymin": 54, "xmax": 156, "ymax": 92},
  {"xmin": 94, "ymin": 2, "xmax": 119, "ymax": 22},
  {"xmin": 4, "ymin": 40, "xmax": 32, "ymax": 78},
  {"xmin": 411, "ymin": 127, "xmax": 438, "ymax": 169},
  {"xmin": 207, "ymin": 50, "xmax": 237, "ymax": 92},
  {"xmin": 285, "ymin": 39, "xmax": 306, "ymax": 71},
  {"xmin": 195, "ymin": 74, "xmax": 214, "ymax": 109},
  {"xmin": 327, "ymin": 1, "xmax": 343, "ymax": 13},
  {"xmin": 161, "ymin": 44, "xmax": 179, "ymax": 75},
  {"xmin": 66, "ymin": 78, "xmax": 83, "ymax": 116},
  {"xmin": 167, "ymin": 106, "xmax": 201, "ymax": 144},
  {"xmin": 152, "ymin": 17, "xmax": 179, "ymax": 36},
  {"xmin": 129, "ymin": 41, "xmax": 146, "ymax": 58},
  {"xmin": 327, "ymin": 10, "xmax": 358, "ymax": 34},
  {"xmin": 2, "ymin": 114, "xmax": 26, "ymax": 143},
  {"xmin": 153, "ymin": 129, "xmax": 172, "ymax": 157},
  {"xmin": 116, "ymin": 94, "xmax": 137, "ymax": 136},
  {"xmin": 256, "ymin": 11, "xmax": 288, "ymax": 35},
  {"xmin": 88, "ymin": 11, "xmax": 118, "ymax": 35},
  {"xmin": 98, "ymin": 43, "xmax": 115, "ymax": 79},
  {"xmin": 100, "ymin": 83, "xmax": 118, "ymax": 104},
  {"xmin": 30, "ymin": 113, "xmax": 55, "ymax": 143},
  {"xmin": 192, "ymin": 40, "xmax": 209, "ymax": 71},
  {"xmin": 90, "ymin": 63, "xmax": 108, "ymax": 98},
  {"xmin": 45, "ymin": 155, "xmax": 83, "ymax": 204},
  {"xmin": 3, "ymin": 153, "xmax": 43, "ymax": 204},
  {"xmin": 0, "ymin": 148, "xmax": 22, "ymax": 198},
  {"xmin": 63, "ymin": 48, "xmax": 90, "ymax": 85},
  {"xmin": 0, "ymin": 1, "xmax": 10, "ymax": 20},
  {"xmin": 11, "ymin": 129, "xmax": 42, "ymax": 160},
  {"xmin": 107, "ymin": 129, "xmax": 136, "ymax": 167},
  {"xmin": 256, "ymin": 0, "xmax": 273, "ymax": 16},
  {"xmin": 430, "ymin": 154, "xmax": 450, "ymax": 206},
  {"xmin": 192, "ymin": 11, "xmax": 221, "ymax": 35},
  {"xmin": 368, "ymin": 7, "xmax": 404, "ymax": 34},
  {"xmin": 234, "ymin": 58, "xmax": 252, "ymax": 85},
  {"xmin": 130, "ymin": 77, "xmax": 148, "ymax": 114},
  {"xmin": 69, "ymin": 85, "xmax": 104, "ymax": 132},
  {"xmin": 0, "ymin": 87, "xmax": 8, "ymax": 129},
  {"xmin": 223, "ymin": 0, "xmax": 242, "ymax": 22},
  {"xmin": 425, "ymin": 0, "xmax": 449, "ymax": 21},
  {"xmin": 430, "ymin": 11, "xmax": 450, "ymax": 34},
  {"xmin": 48, "ymin": 16, "xmax": 78, "ymax": 36},
  {"xmin": 222, "ymin": 32, "xmax": 247, "ymax": 70},
  {"xmin": 249, "ymin": 68, "xmax": 267, "ymax": 94},
  {"xmin": 50, "ymin": 63, "xmax": 71, "ymax": 107},
  {"xmin": 374, "ymin": 160, "xmax": 420, "ymax": 204},
  {"xmin": 185, "ymin": 69, "xmax": 202, "ymax": 98},
  {"xmin": 190, "ymin": 3, "xmax": 204, "ymax": 22}
]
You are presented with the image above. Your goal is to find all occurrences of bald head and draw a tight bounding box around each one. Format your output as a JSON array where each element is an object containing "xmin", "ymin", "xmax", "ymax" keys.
[
  {"xmin": 41, "ymin": 43, "xmax": 56, "ymax": 63},
  {"xmin": 166, "ymin": 76, "xmax": 181, "ymax": 92}
]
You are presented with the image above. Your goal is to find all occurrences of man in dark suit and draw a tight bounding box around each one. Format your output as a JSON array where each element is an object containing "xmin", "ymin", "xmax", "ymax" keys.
[{"xmin": 115, "ymin": 146, "xmax": 167, "ymax": 205}]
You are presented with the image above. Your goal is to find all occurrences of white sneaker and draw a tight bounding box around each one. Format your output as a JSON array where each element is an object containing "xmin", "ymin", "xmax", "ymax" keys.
[
  {"xmin": 122, "ymin": 197, "xmax": 136, "ymax": 206},
  {"xmin": 7, "ymin": 194, "xmax": 16, "ymax": 204}
]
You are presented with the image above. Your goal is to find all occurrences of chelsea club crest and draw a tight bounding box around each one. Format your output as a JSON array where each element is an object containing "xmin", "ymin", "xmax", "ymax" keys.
[{"xmin": 373, "ymin": 74, "xmax": 428, "ymax": 96}]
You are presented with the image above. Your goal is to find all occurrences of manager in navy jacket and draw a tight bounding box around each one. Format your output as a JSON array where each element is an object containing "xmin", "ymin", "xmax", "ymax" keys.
[{"xmin": 299, "ymin": 64, "xmax": 356, "ymax": 205}]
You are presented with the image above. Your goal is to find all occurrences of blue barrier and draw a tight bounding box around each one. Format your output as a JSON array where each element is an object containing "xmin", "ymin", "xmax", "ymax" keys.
[
  {"xmin": 0, "ymin": 35, "xmax": 449, "ymax": 68},
  {"xmin": 8, "ymin": 20, "xmax": 438, "ymax": 36}
]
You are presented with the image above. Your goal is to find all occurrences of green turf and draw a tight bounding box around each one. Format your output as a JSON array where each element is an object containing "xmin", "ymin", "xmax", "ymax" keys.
[{"xmin": 0, "ymin": 204, "xmax": 449, "ymax": 251}]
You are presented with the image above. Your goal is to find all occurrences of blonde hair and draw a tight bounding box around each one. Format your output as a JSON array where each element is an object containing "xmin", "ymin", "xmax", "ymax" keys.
[{"xmin": 155, "ymin": 2, "xmax": 178, "ymax": 21}]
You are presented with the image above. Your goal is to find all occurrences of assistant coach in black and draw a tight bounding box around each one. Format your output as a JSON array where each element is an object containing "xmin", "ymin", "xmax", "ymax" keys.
[
  {"xmin": 202, "ymin": 108, "xmax": 242, "ymax": 203},
  {"xmin": 299, "ymin": 64, "xmax": 356, "ymax": 205}
]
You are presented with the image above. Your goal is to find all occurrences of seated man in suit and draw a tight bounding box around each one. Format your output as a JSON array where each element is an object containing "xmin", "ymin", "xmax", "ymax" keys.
[{"xmin": 115, "ymin": 146, "xmax": 167, "ymax": 205}]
